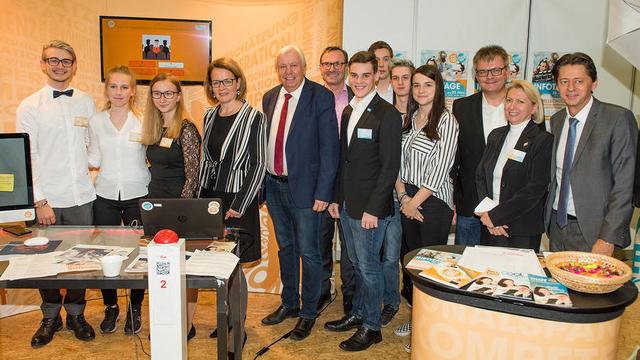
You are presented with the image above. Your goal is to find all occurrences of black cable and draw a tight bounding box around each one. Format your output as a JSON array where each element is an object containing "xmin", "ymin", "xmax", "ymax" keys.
[{"xmin": 253, "ymin": 292, "xmax": 338, "ymax": 359}]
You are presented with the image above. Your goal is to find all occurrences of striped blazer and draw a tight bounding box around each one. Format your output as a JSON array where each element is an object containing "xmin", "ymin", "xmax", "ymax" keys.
[{"xmin": 198, "ymin": 102, "xmax": 267, "ymax": 215}]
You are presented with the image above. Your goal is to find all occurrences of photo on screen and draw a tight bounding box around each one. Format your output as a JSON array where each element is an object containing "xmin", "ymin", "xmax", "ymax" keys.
[{"xmin": 142, "ymin": 35, "xmax": 171, "ymax": 60}]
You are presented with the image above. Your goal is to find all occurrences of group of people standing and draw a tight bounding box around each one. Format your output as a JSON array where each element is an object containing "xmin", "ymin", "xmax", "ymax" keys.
[{"xmin": 14, "ymin": 38, "xmax": 637, "ymax": 356}]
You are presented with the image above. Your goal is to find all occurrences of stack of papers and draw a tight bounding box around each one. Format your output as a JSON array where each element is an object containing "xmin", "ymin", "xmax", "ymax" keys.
[
  {"xmin": 457, "ymin": 246, "xmax": 545, "ymax": 276},
  {"xmin": 0, "ymin": 252, "xmax": 66, "ymax": 281},
  {"xmin": 186, "ymin": 250, "xmax": 239, "ymax": 279}
]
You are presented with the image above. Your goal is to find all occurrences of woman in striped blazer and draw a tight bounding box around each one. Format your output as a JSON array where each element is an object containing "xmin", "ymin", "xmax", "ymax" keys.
[{"xmin": 196, "ymin": 57, "xmax": 266, "ymax": 351}]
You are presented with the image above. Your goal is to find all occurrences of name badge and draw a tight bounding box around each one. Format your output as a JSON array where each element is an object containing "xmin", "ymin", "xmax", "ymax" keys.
[
  {"xmin": 159, "ymin": 137, "xmax": 173, "ymax": 148},
  {"xmin": 128, "ymin": 131, "xmax": 142, "ymax": 143},
  {"xmin": 357, "ymin": 128, "xmax": 372, "ymax": 140},
  {"xmin": 74, "ymin": 116, "xmax": 89, "ymax": 128},
  {"xmin": 508, "ymin": 149, "xmax": 526, "ymax": 163}
]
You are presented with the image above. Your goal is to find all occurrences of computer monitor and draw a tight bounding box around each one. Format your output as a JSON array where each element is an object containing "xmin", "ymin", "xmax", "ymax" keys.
[{"xmin": 0, "ymin": 133, "xmax": 35, "ymax": 223}]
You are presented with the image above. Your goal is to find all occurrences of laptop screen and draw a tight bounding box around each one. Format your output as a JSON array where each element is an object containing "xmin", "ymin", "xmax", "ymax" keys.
[{"xmin": 139, "ymin": 198, "xmax": 224, "ymax": 240}]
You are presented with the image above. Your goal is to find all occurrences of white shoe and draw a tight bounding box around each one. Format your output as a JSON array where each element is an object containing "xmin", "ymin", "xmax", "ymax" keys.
[
  {"xmin": 394, "ymin": 321, "xmax": 411, "ymax": 337},
  {"xmin": 404, "ymin": 342, "xmax": 411, "ymax": 353}
]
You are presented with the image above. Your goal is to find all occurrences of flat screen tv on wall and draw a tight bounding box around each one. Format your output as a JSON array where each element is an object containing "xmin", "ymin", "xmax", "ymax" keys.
[{"xmin": 100, "ymin": 16, "xmax": 212, "ymax": 85}]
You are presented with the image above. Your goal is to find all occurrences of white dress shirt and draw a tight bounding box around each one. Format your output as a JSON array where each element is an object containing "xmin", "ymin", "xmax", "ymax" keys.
[
  {"xmin": 492, "ymin": 120, "xmax": 530, "ymax": 202},
  {"xmin": 553, "ymin": 97, "xmax": 594, "ymax": 216},
  {"xmin": 376, "ymin": 83, "xmax": 394, "ymax": 105},
  {"xmin": 88, "ymin": 111, "xmax": 151, "ymax": 201},
  {"xmin": 482, "ymin": 93, "xmax": 506, "ymax": 142},
  {"xmin": 347, "ymin": 89, "xmax": 377, "ymax": 145},
  {"xmin": 267, "ymin": 79, "xmax": 305, "ymax": 176},
  {"xmin": 16, "ymin": 84, "xmax": 96, "ymax": 208}
]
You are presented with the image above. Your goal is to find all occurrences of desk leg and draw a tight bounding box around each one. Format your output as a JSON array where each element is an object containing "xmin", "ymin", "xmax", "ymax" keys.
[
  {"xmin": 217, "ymin": 281, "xmax": 229, "ymax": 360},
  {"xmin": 232, "ymin": 267, "xmax": 244, "ymax": 358}
]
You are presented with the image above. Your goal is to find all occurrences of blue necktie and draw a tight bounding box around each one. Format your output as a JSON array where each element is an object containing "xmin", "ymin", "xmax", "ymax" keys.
[{"xmin": 556, "ymin": 117, "xmax": 578, "ymax": 228}]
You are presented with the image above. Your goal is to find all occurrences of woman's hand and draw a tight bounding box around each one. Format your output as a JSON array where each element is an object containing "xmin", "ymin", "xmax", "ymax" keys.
[
  {"xmin": 225, "ymin": 209, "xmax": 242, "ymax": 220},
  {"xmin": 401, "ymin": 197, "xmax": 424, "ymax": 222}
]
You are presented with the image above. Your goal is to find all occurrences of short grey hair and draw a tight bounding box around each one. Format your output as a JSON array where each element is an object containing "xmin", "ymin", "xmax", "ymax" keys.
[
  {"xmin": 42, "ymin": 40, "xmax": 76, "ymax": 61},
  {"xmin": 276, "ymin": 44, "xmax": 306, "ymax": 69},
  {"xmin": 389, "ymin": 57, "xmax": 415, "ymax": 75}
]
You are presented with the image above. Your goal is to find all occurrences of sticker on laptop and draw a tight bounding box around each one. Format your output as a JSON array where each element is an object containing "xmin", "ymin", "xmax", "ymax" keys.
[
  {"xmin": 208, "ymin": 201, "xmax": 220, "ymax": 215},
  {"xmin": 141, "ymin": 201, "xmax": 153, "ymax": 211}
]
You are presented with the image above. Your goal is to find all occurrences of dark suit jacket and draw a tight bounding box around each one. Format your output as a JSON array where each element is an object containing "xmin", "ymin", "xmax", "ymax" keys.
[
  {"xmin": 544, "ymin": 98, "xmax": 638, "ymax": 248},
  {"xmin": 634, "ymin": 129, "xmax": 640, "ymax": 208},
  {"xmin": 476, "ymin": 121, "xmax": 553, "ymax": 236},
  {"xmin": 451, "ymin": 92, "xmax": 486, "ymax": 216},
  {"xmin": 262, "ymin": 78, "xmax": 339, "ymax": 208},
  {"xmin": 334, "ymin": 93, "xmax": 402, "ymax": 219}
]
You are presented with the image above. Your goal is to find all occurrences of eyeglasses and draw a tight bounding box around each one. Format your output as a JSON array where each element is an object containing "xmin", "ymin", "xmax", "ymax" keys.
[
  {"xmin": 44, "ymin": 57, "xmax": 74, "ymax": 68},
  {"xmin": 320, "ymin": 61, "xmax": 346, "ymax": 70},
  {"xmin": 475, "ymin": 66, "xmax": 506, "ymax": 77},
  {"xmin": 211, "ymin": 78, "xmax": 236, "ymax": 88},
  {"xmin": 151, "ymin": 91, "xmax": 179, "ymax": 99}
]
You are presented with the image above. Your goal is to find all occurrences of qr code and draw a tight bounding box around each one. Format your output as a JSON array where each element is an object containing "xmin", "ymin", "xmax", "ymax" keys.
[{"xmin": 156, "ymin": 261, "xmax": 170, "ymax": 275}]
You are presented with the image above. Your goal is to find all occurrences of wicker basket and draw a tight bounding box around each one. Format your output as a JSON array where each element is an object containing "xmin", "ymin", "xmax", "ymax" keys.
[{"xmin": 546, "ymin": 251, "xmax": 632, "ymax": 294}]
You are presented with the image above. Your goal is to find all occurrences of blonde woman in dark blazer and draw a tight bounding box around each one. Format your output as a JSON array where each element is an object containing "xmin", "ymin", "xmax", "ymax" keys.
[
  {"xmin": 475, "ymin": 80, "xmax": 552, "ymax": 251},
  {"xmin": 198, "ymin": 57, "xmax": 266, "ymax": 354}
]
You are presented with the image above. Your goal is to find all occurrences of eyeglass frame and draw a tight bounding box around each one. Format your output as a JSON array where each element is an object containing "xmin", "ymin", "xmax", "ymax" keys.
[
  {"xmin": 475, "ymin": 66, "xmax": 507, "ymax": 78},
  {"xmin": 151, "ymin": 90, "xmax": 179, "ymax": 99},
  {"xmin": 44, "ymin": 57, "xmax": 74, "ymax": 68},
  {"xmin": 320, "ymin": 61, "xmax": 346, "ymax": 70},
  {"xmin": 210, "ymin": 78, "xmax": 236, "ymax": 88}
]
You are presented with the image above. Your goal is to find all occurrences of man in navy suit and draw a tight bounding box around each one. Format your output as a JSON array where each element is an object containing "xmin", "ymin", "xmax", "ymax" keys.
[{"xmin": 260, "ymin": 44, "xmax": 340, "ymax": 341}]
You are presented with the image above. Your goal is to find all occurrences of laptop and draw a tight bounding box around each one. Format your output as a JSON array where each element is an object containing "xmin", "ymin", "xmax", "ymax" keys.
[{"xmin": 139, "ymin": 198, "xmax": 224, "ymax": 240}]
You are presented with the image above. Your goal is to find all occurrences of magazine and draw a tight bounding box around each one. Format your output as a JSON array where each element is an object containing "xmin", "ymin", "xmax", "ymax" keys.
[
  {"xmin": 406, "ymin": 249, "xmax": 460, "ymax": 270},
  {"xmin": 466, "ymin": 268, "xmax": 501, "ymax": 296},
  {"xmin": 494, "ymin": 271, "xmax": 534, "ymax": 301},
  {"xmin": 419, "ymin": 261, "xmax": 474, "ymax": 288},
  {"xmin": 528, "ymin": 274, "xmax": 572, "ymax": 307},
  {"xmin": 55, "ymin": 245, "xmax": 134, "ymax": 272},
  {"xmin": 124, "ymin": 255, "xmax": 148, "ymax": 273}
]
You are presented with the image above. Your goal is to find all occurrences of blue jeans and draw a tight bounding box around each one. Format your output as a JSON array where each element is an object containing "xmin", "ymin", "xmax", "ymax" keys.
[
  {"xmin": 266, "ymin": 176, "xmax": 321, "ymax": 319},
  {"xmin": 455, "ymin": 214, "xmax": 481, "ymax": 246},
  {"xmin": 340, "ymin": 207, "xmax": 388, "ymax": 331},
  {"xmin": 382, "ymin": 199, "xmax": 401, "ymax": 309}
]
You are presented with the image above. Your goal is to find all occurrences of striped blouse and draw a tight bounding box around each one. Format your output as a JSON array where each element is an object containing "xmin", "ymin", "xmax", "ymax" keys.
[
  {"xmin": 198, "ymin": 102, "xmax": 267, "ymax": 215},
  {"xmin": 399, "ymin": 110, "xmax": 459, "ymax": 209}
]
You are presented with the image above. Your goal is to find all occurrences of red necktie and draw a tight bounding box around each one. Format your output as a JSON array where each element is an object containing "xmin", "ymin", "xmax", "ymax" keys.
[{"xmin": 274, "ymin": 93, "xmax": 292, "ymax": 176}]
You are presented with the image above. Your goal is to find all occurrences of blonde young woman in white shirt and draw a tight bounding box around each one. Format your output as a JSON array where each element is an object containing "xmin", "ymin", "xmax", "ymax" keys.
[{"xmin": 87, "ymin": 65, "xmax": 150, "ymax": 335}]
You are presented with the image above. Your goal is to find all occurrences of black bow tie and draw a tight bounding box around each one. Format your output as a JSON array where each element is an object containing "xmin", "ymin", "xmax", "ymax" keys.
[{"xmin": 53, "ymin": 89, "xmax": 74, "ymax": 98}]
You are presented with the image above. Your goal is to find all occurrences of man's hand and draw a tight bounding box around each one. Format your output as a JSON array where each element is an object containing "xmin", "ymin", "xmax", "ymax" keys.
[
  {"xmin": 225, "ymin": 209, "xmax": 242, "ymax": 220},
  {"xmin": 36, "ymin": 204, "xmax": 56, "ymax": 226},
  {"xmin": 313, "ymin": 200, "xmax": 329, "ymax": 212},
  {"xmin": 328, "ymin": 203, "xmax": 340, "ymax": 219},
  {"xmin": 489, "ymin": 225, "xmax": 509, "ymax": 237},
  {"xmin": 361, "ymin": 212, "xmax": 378, "ymax": 229},
  {"xmin": 592, "ymin": 238, "xmax": 614, "ymax": 257}
]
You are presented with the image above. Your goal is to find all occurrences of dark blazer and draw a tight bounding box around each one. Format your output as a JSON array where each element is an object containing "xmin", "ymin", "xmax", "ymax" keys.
[
  {"xmin": 334, "ymin": 93, "xmax": 402, "ymax": 219},
  {"xmin": 634, "ymin": 129, "xmax": 640, "ymax": 208},
  {"xmin": 198, "ymin": 103, "xmax": 266, "ymax": 215},
  {"xmin": 476, "ymin": 121, "xmax": 553, "ymax": 236},
  {"xmin": 451, "ymin": 92, "xmax": 485, "ymax": 216},
  {"xmin": 544, "ymin": 98, "xmax": 638, "ymax": 248},
  {"xmin": 262, "ymin": 78, "xmax": 339, "ymax": 208}
]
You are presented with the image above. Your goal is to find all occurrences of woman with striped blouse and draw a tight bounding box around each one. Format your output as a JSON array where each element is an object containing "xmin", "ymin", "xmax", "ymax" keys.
[
  {"xmin": 197, "ymin": 57, "xmax": 266, "ymax": 352},
  {"xmin": 396, "ymin": 63, "xmax": 459, "ymax": 301}
]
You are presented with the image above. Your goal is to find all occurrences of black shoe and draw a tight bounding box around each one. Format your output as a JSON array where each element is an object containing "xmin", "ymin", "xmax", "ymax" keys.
[
  {"xmin": 324, "ymin": 315, "xmax": 363, "ymax": 332},
  {"xmin": 261, "ymin": 305, "xmax": 299, "ymax": 325},
  {"xmin": 380, "ymin": 304, "xmax": 398, "ymax": 327},
  {"xmin": 317, "ymin": 292, "xmax": 331, "ymax": 311},
  {"xmin": 100, "ymin": 305, "xmax": 119, "ymax": 333},
  {"xmin": 187, "ymin": 324, "xmax": 196, "ymax": 341},
  {"xmin": 31, "ymin": 316, "xmax": 63, "ymax": 348},
  {"xmin": 290, "ymin": 318, "xmax": 315, "ymax": 341},
  {"xmin": 124, "ymin": 305, "xmax": 142, "ymax": 334},
  {"xmin": 339, "ymin": 326, "xmax": 382, "ymax": 352},
  {"xmin": 66, "ymin": 314, "xmax": 96, "ymax": 341}
]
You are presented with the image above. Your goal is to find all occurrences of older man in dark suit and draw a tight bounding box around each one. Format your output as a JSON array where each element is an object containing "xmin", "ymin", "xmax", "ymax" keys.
[
  {"xmin": 260, "ymin": 44, "xmax": 339, "ymax": 341},
  {"xmin": 325, "ymin": 51, "xmax": 401, "ymax": 352},
  {"xmin": 546, "ymin": 52, "xmax": 637, "ymax": 255}
]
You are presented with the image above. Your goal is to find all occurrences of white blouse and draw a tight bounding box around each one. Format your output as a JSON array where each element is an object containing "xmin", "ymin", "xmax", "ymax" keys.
[
  {"xmin": 492, "ymin": 120, "xmax": 530, "ymax": 202},
  {"xmin": 88, "ymin": 111, "xmax": 150, "ymax": 200}
]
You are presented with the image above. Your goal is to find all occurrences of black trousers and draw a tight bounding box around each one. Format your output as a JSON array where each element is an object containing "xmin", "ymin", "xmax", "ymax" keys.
[
  {"xmin": 399, "ymin": 185, "xmax": 453, "ymax": 304},
  {"xmin": 93, "ymin": 195, "xmax": 145, "ymax": 306},
  {"xmin": 319, "ymin": 211, "xmax": 355, "ymax": 309}
]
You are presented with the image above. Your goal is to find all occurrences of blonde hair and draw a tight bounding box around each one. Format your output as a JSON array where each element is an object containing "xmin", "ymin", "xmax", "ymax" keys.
[
  {"xmin": 103, "ymin": 66, "xmax": 142, "ymax": 118},
  {"xmin": 506, "ymin": 80, "xmax": 545, "ymax": 124},
  {"xmin": 42, "ymin": 40, "xmax": 76, "ymax": 61},
  {"xmin": 141, "ymin": 73, "xmax": 187, "ymax": 145}
]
